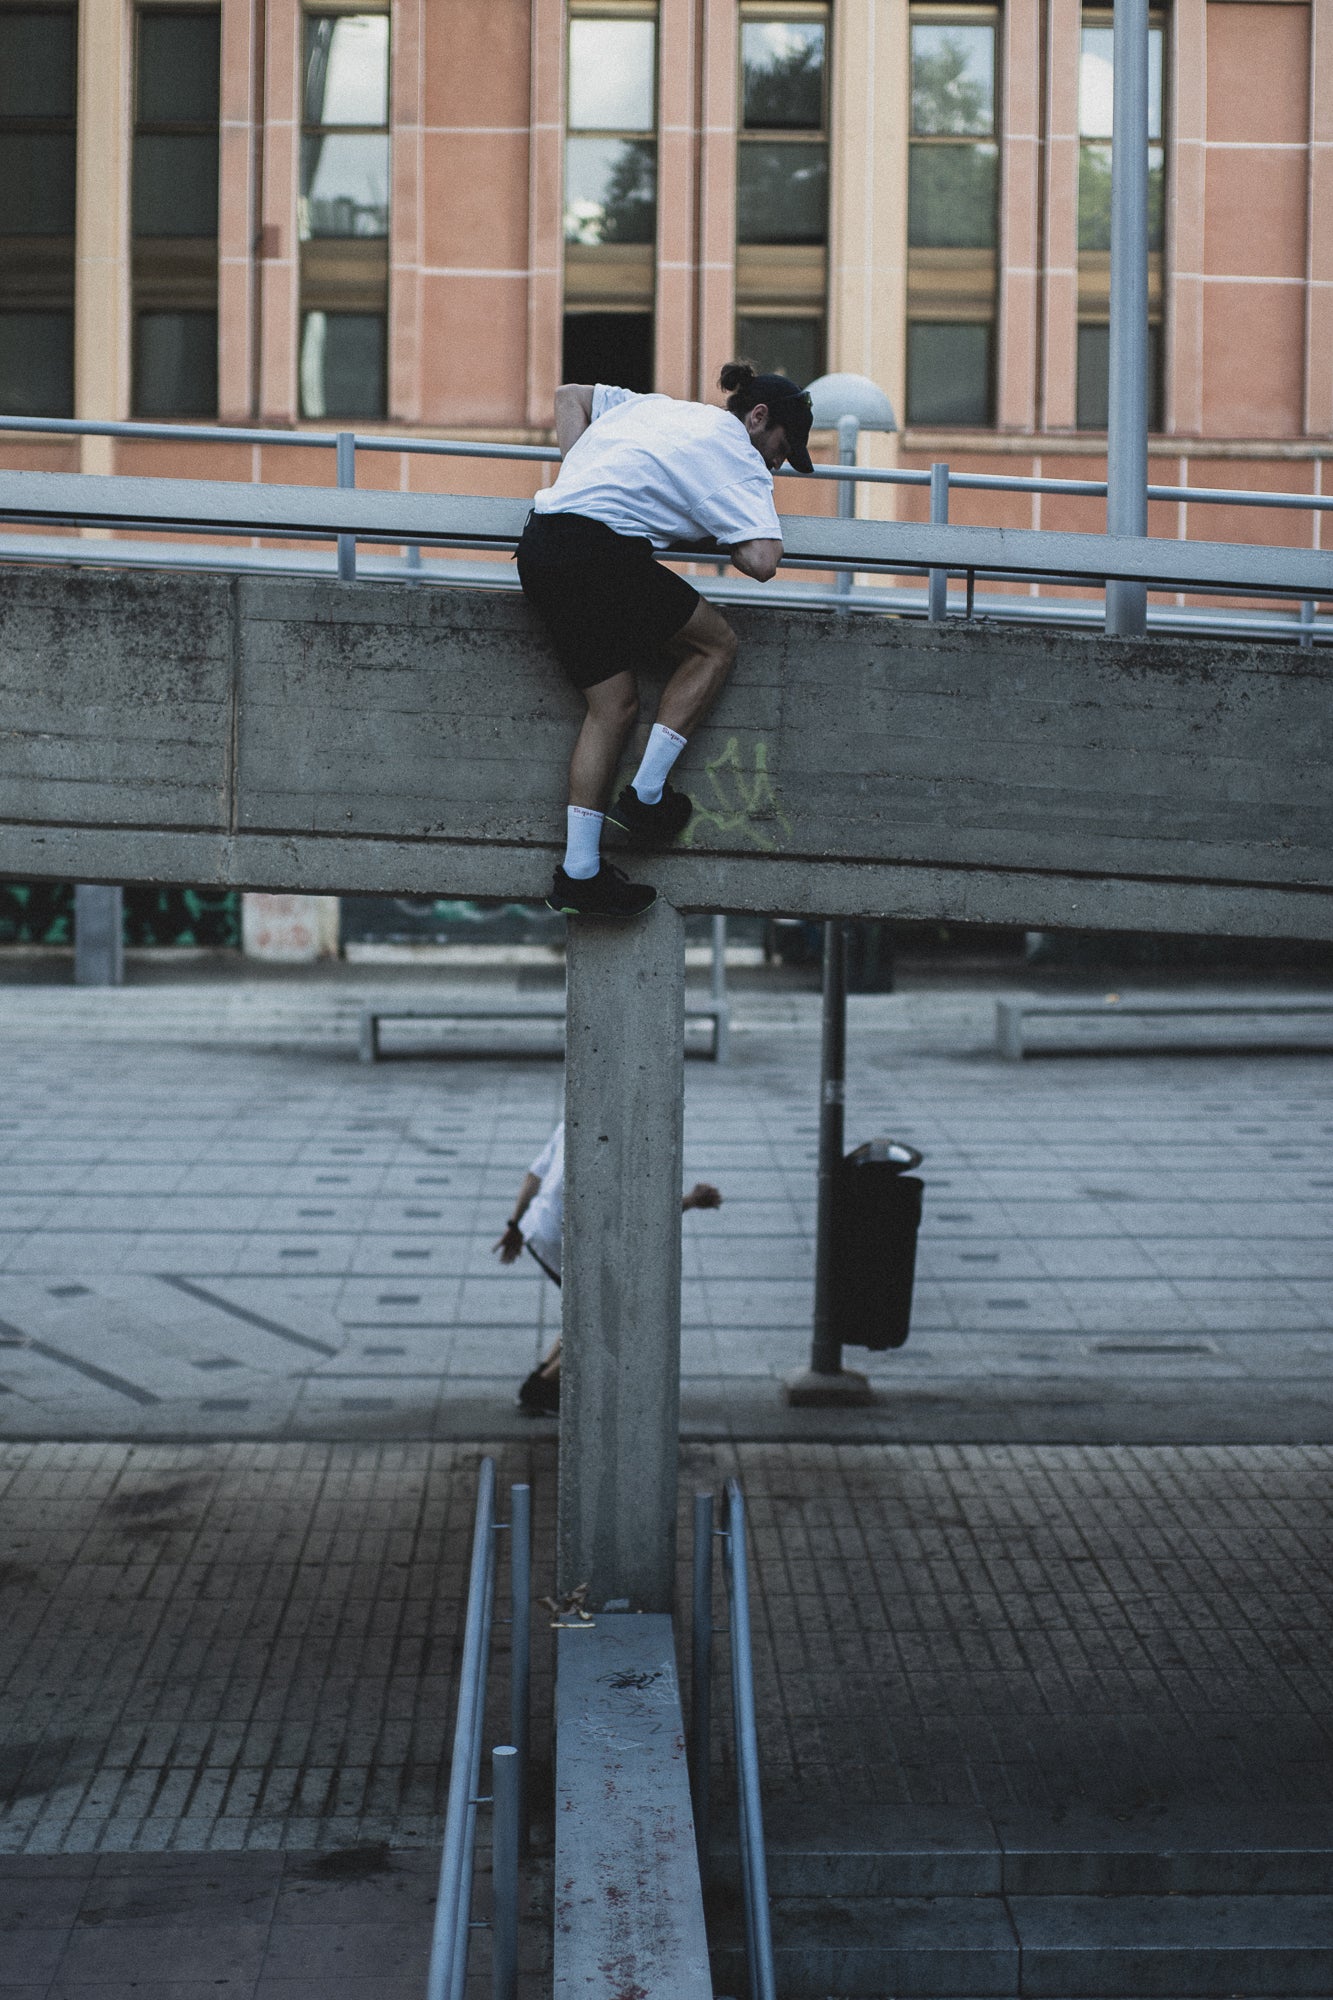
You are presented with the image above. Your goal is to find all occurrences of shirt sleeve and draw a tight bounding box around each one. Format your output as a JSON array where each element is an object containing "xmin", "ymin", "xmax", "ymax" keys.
[
  {"xmin": 690, "ymin": 466, "xmax": 783, "ymax": 547},
  {"xmin": 529, "ymin": 1123, "xmax": 562, "ymax": 1180},
  {"xmin": 591, "ymin": 384, "xmax": 643, "ymax": 421}
]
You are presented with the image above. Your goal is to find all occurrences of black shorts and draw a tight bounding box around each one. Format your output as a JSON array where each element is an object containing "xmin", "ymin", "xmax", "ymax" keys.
[{"xmin": 516, "ymin": 510, "xmax": 701, "ymax": 692}]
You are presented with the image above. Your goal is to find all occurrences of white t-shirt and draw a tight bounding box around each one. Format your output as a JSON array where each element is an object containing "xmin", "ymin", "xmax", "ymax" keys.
[
  {"xmin": 522, "ymin": 1122, "xmax": 565, "ymax": 1278},
  {"xmin": 532, "ymin": 385, "xmax": 782, "ymax": 552}
]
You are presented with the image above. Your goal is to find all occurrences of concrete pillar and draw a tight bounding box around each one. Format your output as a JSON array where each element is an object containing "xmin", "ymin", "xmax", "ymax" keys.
[
  {"xmin": 558, "ymin": 899, "xmax": 685, "ymax": 1614},
  {"xmin": 73, "ymin": 885, "xmax": 123, "ymax": 986},
  {"xmin": 74, "ymin": 0, "xmax": 131, "ymax": 437}
]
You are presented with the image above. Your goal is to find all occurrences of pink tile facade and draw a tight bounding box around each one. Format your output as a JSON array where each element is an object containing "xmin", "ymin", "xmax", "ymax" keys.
[{"xmin": 1, "ymin": 0, "xmax": 1326, "ymax": 542}]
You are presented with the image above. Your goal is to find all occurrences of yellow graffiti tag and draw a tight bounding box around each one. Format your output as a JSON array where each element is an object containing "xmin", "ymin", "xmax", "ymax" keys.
[{"xmin": 683, "ymin": 737, "xmax": 791, "ymax": 852}]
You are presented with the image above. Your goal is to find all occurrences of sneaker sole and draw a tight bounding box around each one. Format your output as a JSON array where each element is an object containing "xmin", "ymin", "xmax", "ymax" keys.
[{"xmin": 544, "ymin": 895, "xmax": 658, "ymax": 919}]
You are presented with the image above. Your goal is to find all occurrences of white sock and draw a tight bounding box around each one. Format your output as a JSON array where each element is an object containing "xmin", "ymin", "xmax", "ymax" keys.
[
  {"xmin": 563, "ymin": 806, "xmax": 603, "ymax": 879},
  {"xmin": 631, "ymin": 723, "xmax": 688, "ymax": 805}
]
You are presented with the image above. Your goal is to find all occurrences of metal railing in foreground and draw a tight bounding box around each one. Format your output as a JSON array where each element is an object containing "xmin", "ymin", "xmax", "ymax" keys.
[
  {"xmin": 691, "ymin": 1481, "xmax": 777, "ymax": 2000},
  {"xmin": 1, "ymin": 412, "xmax": 1328, "ymax": 641},
  {"xmin": 2, "ymin": 409, "xmax": 1331, "ymax": 524},
  {"xmin": 428, "ymin": 1457, "xmax": 531, "ymax": 2000}
]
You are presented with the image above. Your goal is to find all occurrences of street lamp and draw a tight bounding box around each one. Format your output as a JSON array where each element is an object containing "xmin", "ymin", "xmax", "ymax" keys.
[
  {"xmin": 804, "ymin": 373, "xmax": 898, "ymax": 597},
  {"xmin": 786, "ymin": 373, "xmax": 895, "ymax": 1409}
]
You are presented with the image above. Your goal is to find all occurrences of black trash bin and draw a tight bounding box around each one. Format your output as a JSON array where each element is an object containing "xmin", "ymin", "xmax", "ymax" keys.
[{"xmin": 831, "ymin": 1138, "xmax": 924, "ymax": 1351}]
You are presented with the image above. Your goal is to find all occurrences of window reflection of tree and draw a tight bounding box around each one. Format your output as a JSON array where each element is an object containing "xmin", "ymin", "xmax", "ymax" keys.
[
  {"xmin": 743, "ymin": 32, "xmax": 824, "ymax": 129},
  {"xmin": 573, "ymin": 141, "xmax": 656, "ymax": 245},
  {"xmin": 911, "ymin": 32, "xmax": 992, "ymax": 134}
]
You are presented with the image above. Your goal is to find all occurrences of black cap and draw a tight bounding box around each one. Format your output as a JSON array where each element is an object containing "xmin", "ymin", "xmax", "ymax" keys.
[{"xmin": 750, "ymin": 374, "xmax": 814, "ymax": 474}]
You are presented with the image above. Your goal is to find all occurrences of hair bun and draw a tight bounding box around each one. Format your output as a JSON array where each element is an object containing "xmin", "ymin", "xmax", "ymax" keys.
[{"xmin": 718, "ymin": 361, "xmax": 756, "ymax": 394}]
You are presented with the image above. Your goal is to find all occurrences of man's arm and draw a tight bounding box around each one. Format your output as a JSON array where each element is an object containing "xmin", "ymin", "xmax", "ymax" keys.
[
  {"xmin": 554, "ymin": 383, "xmax": 596, "ymax": 458},
  {"xmin": 730, "ymin": 537, "xmax": 783, "ymax": 582},
  {"xmin": 493, "ymin": 1170, "xmax": 542, "ymax": 1262}
]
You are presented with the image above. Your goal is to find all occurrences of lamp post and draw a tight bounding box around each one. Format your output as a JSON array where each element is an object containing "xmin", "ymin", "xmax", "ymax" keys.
[
  {"xmin": 802, "ymin": 376, "xmax": 898, "ymax": 604},
  {"xmin": 786, "ymin": 374, "xmax": 895, "ymax": 1409}
]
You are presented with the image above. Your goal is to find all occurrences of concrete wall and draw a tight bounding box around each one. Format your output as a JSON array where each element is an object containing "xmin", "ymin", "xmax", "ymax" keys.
[{"xmin": 0, "ymin": 565, "xmax": 1329, "ymax": 939}]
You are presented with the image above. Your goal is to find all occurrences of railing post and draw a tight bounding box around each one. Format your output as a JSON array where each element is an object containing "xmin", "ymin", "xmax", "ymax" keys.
[
  {"xmin": 509, "ymin": 1483, "xmax": 531, "ymax": 1857},
  {"xmin": 928, "ymin": 461, "xmax": 949, "ymax": 622},
  {"xmin": 1299, "ymin": 599, "xmax": 1315, "ymax": 649},
  {"xmin": 835, "ymin": 413, "xmax": 859, "ymax": 601},
  {"xmin": 690, "ymin": 1491, "xmax": 714, "ymax": 1874},
  {"xmin": 428, "ymin": 1458, "xmax": 497, "ymax": 2000},
  {"xmin": 1105, "ymin": 0, "xmax": 1150, "ymax": 638},
  {"xmin": 724, "ymin": 1480, "xmax": 776, "ymax": 2000},
  {"xmin": 336, "ymin": 430, "xmax": 357, "ymax": 582},
  {"xmin": 490, "ymin": 1745, "xmax": 519, "ymax": 2000}
]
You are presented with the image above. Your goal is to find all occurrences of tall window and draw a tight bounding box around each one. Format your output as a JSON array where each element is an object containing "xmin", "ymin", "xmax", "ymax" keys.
[
  {"xmin": 906, "ymin": 5, "xmax": 998, "ymax": 427},
  {"xmin": 132, "ymin": 9, "xmax": 220, "ymax": 417},
  {"xmin": 735, "ymin": 6, "xmax": 828, "ymax": 384},
  {"xmin": 299, "ymin": 12, "xmax": 389, "ymax": 419},
  {"xmin": 1076, "ymin": 12, "xmax": 1164, "ymax": 429},
  {"xmin": 0, "ymin": 4, "xmax": 77, "ymax": 417},
  {"xmin": 563, "ymin": 5, "xmax": 657, "ymax": 392}
]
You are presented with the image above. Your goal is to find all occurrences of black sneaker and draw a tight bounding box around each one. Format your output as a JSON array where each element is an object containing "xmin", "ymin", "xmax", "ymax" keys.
[
  {"xmin": 517, "ymin": 1366, "xmax": 560, "ymax": 1415},
  {"xmin": 545, "ymin": 862, "xmax": 657, "ymax": 919},
  {"xmin": 604, "ymin": 782, "xmax": 694, "ymax": 848}
]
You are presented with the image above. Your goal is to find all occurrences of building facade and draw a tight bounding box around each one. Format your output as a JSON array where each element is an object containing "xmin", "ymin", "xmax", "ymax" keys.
[{"xmin": 0, "ymin": 0, "xmax": 1329, "ymax": 538}]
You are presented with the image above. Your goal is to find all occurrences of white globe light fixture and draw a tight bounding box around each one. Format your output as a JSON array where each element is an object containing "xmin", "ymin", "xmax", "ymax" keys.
[
  {"xmin": 803, "ymin": 373, "xmax": 897, "ymax": 587},
  {"xmin": 804, "ymin": 371, "xmax": 897, "ymax": 437}
]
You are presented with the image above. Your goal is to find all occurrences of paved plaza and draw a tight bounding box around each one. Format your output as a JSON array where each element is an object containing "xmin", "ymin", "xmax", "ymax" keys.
[
  {"xmin": 0, "ymin": 966, "xmax": 1329, "ymax": 1996},
  {"xmin": 0, "ymin": 971, "xmax": 1328, "ymax": 1445}
]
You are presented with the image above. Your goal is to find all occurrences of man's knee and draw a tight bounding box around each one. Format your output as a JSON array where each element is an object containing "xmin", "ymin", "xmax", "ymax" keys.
[
  {"xmin": 584, "ymin": 674, "xmax": 640, "ymax": 731},
  {"xmin": 693, "ymin": 618, "xmax": 738, "ymax": 675}
]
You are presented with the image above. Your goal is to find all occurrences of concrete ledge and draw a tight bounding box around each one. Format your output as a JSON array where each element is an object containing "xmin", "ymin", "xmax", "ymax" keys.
[
  {"xmin": 1, "ymin": 567, "xmax": 1331, "ymax": 938},
  {"xmin": 554, "ymin": 1615, "xmax": 711, "ymax": 1999}
]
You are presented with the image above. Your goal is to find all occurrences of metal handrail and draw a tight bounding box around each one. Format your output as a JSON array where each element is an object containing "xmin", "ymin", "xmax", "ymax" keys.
[
  {"xmin": 1, "ymin": 410, "xmax": 1330, "ymax": 516},
  {"xmin": 723, "ymin": 1478, "xmax": 776, "ymax": 2000},
  {"xmin": 427, "ymin": 1460, "xmax": 531, "ymax": 2000},
  {"xmin": 691, "ymin": 1483, "xmax": 776, "ymax": 2000},
  {"xmin": 1, "ymin": 466, "xmax": 1326, "ymax": 601}
]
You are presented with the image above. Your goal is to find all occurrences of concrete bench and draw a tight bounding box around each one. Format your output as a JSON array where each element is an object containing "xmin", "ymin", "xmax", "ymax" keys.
[
  {"xmin": 554, "ymin": 1614, "xmax": 712, "ymax": 2000},
  {"xmin": 996, "ymin": 993, "xmax": 1333, "ymax": 1060},
  {"xmin": 359, "ymin": 995, "xmax": 730, "ymax": 1062}
]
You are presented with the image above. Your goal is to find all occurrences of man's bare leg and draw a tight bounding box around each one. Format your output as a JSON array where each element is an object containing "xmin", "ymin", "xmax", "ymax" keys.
[
  {"xmin": 655, "ymin": 598, "xmax": 740, "ymax": 737},
  {"xmin": 606, "ymin": 600, "xmax": 739, "ymax": 839},
  {"xmin": 568, "ymin": 670, "xmax": 639, "ymax": 809}
]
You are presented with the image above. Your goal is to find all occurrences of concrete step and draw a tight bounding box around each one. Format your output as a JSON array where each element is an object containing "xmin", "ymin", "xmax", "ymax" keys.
[
  {"xmin": 1016, "ymin": 1894, "xmax": 1333, "ymax": 1997},
  {"xmin": 711, "ymin": 1801, "xmax": 1333, "ymax": 1897},
  {"xmin": 712, "ymin": 1893, "xmax": 1018, "ymax": 1998},
  {"xmin": 709, "ymin": 1891, "xmax": 1333, "ymax": 1998}
]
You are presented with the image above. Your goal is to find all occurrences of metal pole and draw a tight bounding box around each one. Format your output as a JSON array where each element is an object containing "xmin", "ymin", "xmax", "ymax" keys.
[
  {"xmin": 428, "ymin": 1458, "xmax": 496, "ymax": 2000},
  {"xmin": 809, "ymin": 920, "xmax": 847, "ymax": 1376},
  {"xmin": 835, "ymin": 414, "xmax": 858, "ymax": 600},
  {"xmin": 1105, "ymin": 0, "xmax": 1149, "ymax": 637},
  {"xmin": 927, "ymin": 462, "xmax": 950, "ymax": 622},
  {"xmin": 690, "ymin": 1491, "xmax": 714, "ymax": 1874},
  {"xmin": 490, "ymin": 1746, "xmax": 519, "ymax": 2000},
  {"xmin": 449, "ymin": 1527, "xmax": 495, "ymax": 2000},
  {"xmin": 336, "ymin": 429, "xmax": 357, "ymax": 582},
  {"xmin": 1299, "ymin": 599, "xmax": 1315, "ymax": 650},
  {"xmin": 711, "ymin": 914, "xmax": 730, "ymax": 1065},
  {"xmin": 508, "ymin": 1483, "xmax": 531, "ymax": 1857},
  {"xmin": 724, "ymin": 1481, "xmax": 776, "ymax": 2000}
]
